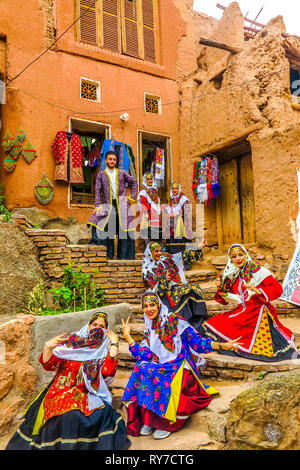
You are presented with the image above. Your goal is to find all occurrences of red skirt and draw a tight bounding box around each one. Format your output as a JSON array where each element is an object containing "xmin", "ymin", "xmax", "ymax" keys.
[{"xmin": 126, "ymin": 369, "xmax": 212, "ymax": 436}]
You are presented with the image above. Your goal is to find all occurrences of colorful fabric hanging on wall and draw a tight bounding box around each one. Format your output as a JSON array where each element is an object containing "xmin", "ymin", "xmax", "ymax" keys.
[
  {"xmin": 192, "ymin": 156, "xmax": 220, "ymax": 206},
  {"xmin": 52, "ymin": 131, "xmax": 84, "ymax": 183},
  {"xmin": 34, "ymin": 174, "xmax": 55, "ymax": 205},
  {"xmin": 10, "ymin": 137, "xmax": 23, "ymax": 159},
  {"xmin": 2, "ymin": 130, "xmax": 14, "ymax": 152},
  {"xmin": 154, "ymin": 147, "xmax": 165, "ymax": 187},
  {"xmin": 22, "ymin": 140, "xmax": 37, "ymax": 164},
  {"xmin": 99, "ymin": 139, "xmax": 130, "ymax": 173},
  {"xmin": 17, "ymin": 126, "xmax": 26, "ymax": 143},
  {"xmin": 3, "ymin": 157, "xmax": 17, "ymax": 173}
]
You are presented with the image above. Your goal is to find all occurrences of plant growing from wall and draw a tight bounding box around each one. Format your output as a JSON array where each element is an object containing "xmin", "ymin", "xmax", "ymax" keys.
[
  {"xmin": 49, "ymin": 263, "xmax": 105, "ymax": 313},
  {"xmin": 0, "ymin": 183, "xmax": 12, "ymax": 222},
  {"xmin": 20, "ymin": 281, "xmax": 47, "ymax": 316}
]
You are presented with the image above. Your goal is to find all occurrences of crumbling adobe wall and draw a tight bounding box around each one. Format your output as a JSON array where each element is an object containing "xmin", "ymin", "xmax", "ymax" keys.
[{"xmin": 177, "ymin": 1, "xmax": 300, "ymax": 254}]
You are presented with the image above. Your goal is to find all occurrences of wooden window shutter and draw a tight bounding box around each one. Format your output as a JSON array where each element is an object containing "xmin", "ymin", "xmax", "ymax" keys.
[
  {"xmin": 142, "ymin": 0, "xmax": 156, "ymax": 62},
  {"xmin": 78, "ymin": 0, "xmax": 98, "ymax": 45},
  {"xmin": 101, "ymin": 0, "xmax": 120, "ymax": 52},
  {"xmin": 0, "ymin": 39, "xmax": 6, "ymax": 79},
  {"xmin": 121, "ymin": 0, "xmax": 140, "ymax": 58}
]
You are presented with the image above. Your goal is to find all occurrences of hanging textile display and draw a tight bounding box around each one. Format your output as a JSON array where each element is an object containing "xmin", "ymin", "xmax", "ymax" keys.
[
  {"xmin": 99, "ymin": 139, "xmax": 130, "ymax": 173},
  {"xmin": 22, "ymin": 140, "xmax": 37, "ymax": 164},
  {"xmin": 17, "ymin": 126, "xmax": 26, "ymax": 143},
  {"xmin": 1, "ymin": 130, "xmax": 13, "ymax": 152},
  {"xmin": 10, "ymin": 137, "xmax": 23, "ymax": 159},
  {"xmin": 52, "ymin": 131, "xmax": 84, "ymax": 183},
  {"xmin": 125, "ymin": 144, "xmax": 137, "ymax": 180},
  {"xmin": 192, "ymin": 156, "xmax": 220, "ymax": 206},
  {"xmin": 34, "ymin": 173, "xmax": 55, "ymax": 205},
  {"xmin": 3, "ymin": 156, "xmax": 17, "ymax": 173},
  {"xmin": 281, "ymin": 168, "xmax": 300, "ymax": 306},
  {"xmin": 87, "ymin": 147, "xmax": 100, "ymax": 168},
  {"xmin": 154, "ymin": 147, "xmax": 165, "ymax": 187}
]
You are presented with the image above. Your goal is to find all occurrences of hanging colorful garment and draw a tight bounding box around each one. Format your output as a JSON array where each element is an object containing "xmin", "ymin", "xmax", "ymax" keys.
[
  {"xmin": 125, "ymin": 144, "xmax": 137, "ymax": 180},
  {"xmin": 154, "ymin": 147, "xmax": 164, "ymax": 187},
  {"xmin": 99, "ymin": 139, "xmax": 130, "ymax": 172},
  {"xmin": 2, "ymin": 130, "xmax": 13, "ymax": 152},
  {"xmin": 87, "ymin": 147, "xmax": 100, "ymax": 168},
  {"xmin": 10, "ymin": 138, "xmax": 23, "ymax": 160},
  {"xmin": 17, "ymin": 126, "xmax": 26, "ymax": 143},
  {"xmin": 193, "ymin": 156, "xmax": 220, "ymax": 205},
  {"xmin": 3, "ymin": 157, "xmax": 17, "ymax": 173},
  {"xmin": 52, "ymin": 131, "xmax": 84, "ymax": 184},
  {"xmin": 22, "ymin": 140, "xmax": 37, "ymax": 164},
  {"xmin": 34, "ymin": 174, "xmax": 54, "ymax": 205}
]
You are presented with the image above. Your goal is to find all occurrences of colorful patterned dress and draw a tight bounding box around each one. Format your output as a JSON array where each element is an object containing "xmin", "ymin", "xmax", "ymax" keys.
[
  {"xmin": 6, "ymin": 353, "xmax": 130, "ymax": 450},
  {"xmin": 203, "ymin": 275, "xmax": 298, "ymax": 362},
  {"xmin": 143, "ymin": 248, "xmax": 208, "ymax": 331},
  {"xmin": 122, "ymin": 315, "xmax": 217, "ymax": 435}
]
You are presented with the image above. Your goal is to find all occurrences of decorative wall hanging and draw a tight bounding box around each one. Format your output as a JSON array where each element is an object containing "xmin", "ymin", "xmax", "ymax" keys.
[
  {"xmin": 17, "ymin": 126, "xmax": 26, "ymax": 143},
  {"xmin": 22, "ymin": 140, "xmax": 37, "ymax": 164},
  {"xmin": 10, "ymin": 137, "xmax": 23, "ymax": 159},
  {"xmin": 52, "ymin": 131, "xmax": 84, "ymax": 183},
  {"xmin": 34, "ymin": 173, "xmax": 54, "ymax": 205},
  {"xmin": 3, "ymin": 157, "xmax": 17, "ymax": 173},
  {"xmin": 2, "ymin": 130, "xmax": 13, "ymax": 152},
  {"xmin": 192, "ymin": 156, "xmax": 220, "ymax": 206}
]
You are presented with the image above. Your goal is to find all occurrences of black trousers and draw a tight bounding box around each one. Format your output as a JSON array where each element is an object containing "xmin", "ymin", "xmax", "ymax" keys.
[{"xmin": 90, "ymin": 200, "xmax": 135, "ymax": 260}]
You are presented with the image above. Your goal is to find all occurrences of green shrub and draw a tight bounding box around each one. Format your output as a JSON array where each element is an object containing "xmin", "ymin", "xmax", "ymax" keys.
[{"xmin": 0, "ymin": 184, "xmax": 12, "ymax": 222}]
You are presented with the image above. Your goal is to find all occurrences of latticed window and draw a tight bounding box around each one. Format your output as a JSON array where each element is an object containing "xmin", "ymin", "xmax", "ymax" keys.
[
  {"xmin": 75, "ymin": 0, "xmax": 157, "ymax": 62},
  {"xmin": 145, "ymin": 94, "xmax": 161, "ymax": 114},
  {"xmin": 80, "ymin": 78, "xmax": 101, "ymax": 101}
]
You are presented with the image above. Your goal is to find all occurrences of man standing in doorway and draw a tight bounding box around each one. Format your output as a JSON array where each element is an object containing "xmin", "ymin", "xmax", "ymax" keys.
[{"xmin": 89, "ymin": 151, "xmax": 137, "ymax": 259}]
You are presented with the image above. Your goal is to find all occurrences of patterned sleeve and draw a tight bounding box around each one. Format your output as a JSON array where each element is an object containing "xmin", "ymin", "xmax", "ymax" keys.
[
  {"xmin": 143, "ymin": 271, "xmax": 171, "ymax": 296},
  {"xmin": 124, "ymin": 170, "xmax": 138, "ymax": 201},
  {"xmin": 38, "ymin": 352, "xmax": 65, "ymax": 371},
  {"xmin": 101, "ymin": 354, "xmax": 118, "ymax": 377},
  {"xmin": 183, "ymin": 327, "xmax": 213, "ymax": 353},
  {"xmin": 129, "ymin": 342, "xmax": 153, "ymax": 362},
  {"xmin": 182, "ymin": 249, "xmax": 203, "ymax": 266},
  {"xmin": 94, "ymin": 171, "xmax": 103, "ymax": 208}
]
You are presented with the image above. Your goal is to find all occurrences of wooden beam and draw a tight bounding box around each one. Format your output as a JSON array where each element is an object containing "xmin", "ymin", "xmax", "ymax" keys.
[
  {"xmin": 188, "ymin": 124, "xmax": 263, "ymax": 160},
  {"xmin": 291, "ymin": 102, "xmax": 300, "ymax": 111},
  {"xmin": 199, "ymin": 37, "xmax": 242, "ymax": 54}
]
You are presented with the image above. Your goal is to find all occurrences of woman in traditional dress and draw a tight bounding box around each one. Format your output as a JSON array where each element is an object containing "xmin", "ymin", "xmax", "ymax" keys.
[
  {"xmin": 6, "ymin": 311, "xmax": 131, "ymax": 450},
  {"xmin": 142, "ymin": 240, "xmax": 208, "ymax": 331},
  {"xmin": 137, "ymin": 172, "xmax": 161, "ymax": 245},
  {"xmin": 121, "ymin": 292, "xmax": 241, "ymax": 440},
  {"xmin": 164, "ymin": 182, "xmax": 193, "ymax": 255},
  {"xmin": 203, "ymin": 244, "xmax": 299, "ymax": 362}
]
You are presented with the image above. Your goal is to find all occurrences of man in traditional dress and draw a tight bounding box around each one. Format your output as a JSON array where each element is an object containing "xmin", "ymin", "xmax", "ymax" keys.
[{"xmin": 89, "ymin": 151, "xmax": 137, "ymax": 259}]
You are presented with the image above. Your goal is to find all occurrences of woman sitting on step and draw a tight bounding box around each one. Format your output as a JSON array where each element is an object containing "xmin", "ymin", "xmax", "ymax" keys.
[
  {"xmin": 203, "ymin": 244, "xmax": 299, "ymax": 362},
  {"xmin": 121, "ymin": 292, "xmax": 241, "ymax": 440},
  {"xmin": 141, "ymin": 239, "xmax": 208, "ymax": 331},
  {"xmin": 6, "ymin": 311, "xmax": 130, "ymax": 450}
]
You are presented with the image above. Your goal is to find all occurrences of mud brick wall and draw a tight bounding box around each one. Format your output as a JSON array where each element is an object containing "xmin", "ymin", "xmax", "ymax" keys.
[{"xmin": 22, "ymin": 225, "xmax": 144, "ymax": 304}]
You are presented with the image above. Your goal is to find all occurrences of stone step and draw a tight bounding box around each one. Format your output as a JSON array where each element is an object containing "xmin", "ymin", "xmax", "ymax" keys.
[
  {"xmin": 117, "ymin": 339, "xmax": 300, "ymax": 379},
  {"xmin": 185, "ymin": 269, "xmax": 217, "ymax": 282}
]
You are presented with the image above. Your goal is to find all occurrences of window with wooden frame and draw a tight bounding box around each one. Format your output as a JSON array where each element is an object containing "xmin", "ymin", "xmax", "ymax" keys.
[
  {"xmin": 80, "ymin": 77, "xmax": 101, "ymax": 101},
  {"xmin": 75, "ymin": 0, "xmax": 158, "ymax": 62},
  {"xmin": 144, "ymin": 93, "xmax": 161, "ymax": 114}
]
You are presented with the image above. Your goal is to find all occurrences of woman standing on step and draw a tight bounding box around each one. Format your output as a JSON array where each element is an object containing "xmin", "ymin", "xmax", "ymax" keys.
[
  {"xmin": 121, "ymin": 292, "xmax": 241, "ymax": 440},
  {"xmin": 203, "ymin": 244, "xmax": 299, "ymax": 362},
  {"xmin": 164, "ymin": 182, "xmax": 193, "ymax": 255},
  {"xmin": 137, "ymin": 172, "xmax": 162, "ymax": 246},
  {"xmin": 141, "ymin": 238, "xmax": 208, "ymax": 331},
  {"xmin": 6, "ymin": 311, "xmax": 131, "ymax": 450}
]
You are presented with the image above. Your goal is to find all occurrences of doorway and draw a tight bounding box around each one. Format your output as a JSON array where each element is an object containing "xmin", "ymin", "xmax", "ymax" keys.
[
  {"xmin": 69, "ymin": 118, "xmax": 110, "ymax": 207},
  {"xmin": 215, "ymin": 141, "xmax": 256, "ymax": 247},
  {"xmin": 138, "ymin": 131, "xmax": 171, "ymax": 204}
]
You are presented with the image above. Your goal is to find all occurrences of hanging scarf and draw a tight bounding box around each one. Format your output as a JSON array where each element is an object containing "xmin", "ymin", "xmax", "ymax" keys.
[
  {"xmin": 142, "ymin": 243, "xmax": 187, "ymax": 286},
  {"xmin": 220, "ymin": 244, "xmax": 273, "ymax": 303},
  {"xmin": 137, "ymin": 173, "xmax": 161, "ymax": 214},
  {"xmin": 140, "ymin": 292, "xmax": 206, "ymax": 367},
  {"xmin": 52, "ymin": 315, "xmax": 111, "ymax": 410}
]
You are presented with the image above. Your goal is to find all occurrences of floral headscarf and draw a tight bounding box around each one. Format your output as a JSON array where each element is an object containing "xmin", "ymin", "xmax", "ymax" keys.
[
  {"xmin": 142, "ymin": 242, "xmax": 187, "ymax": 285},
  {"xmin": 138, "ymin": 172, "xmax": 161, "ymax": 211},
  {"xmin": 220, "ymin": 244, "xmax": 273, "ymax": 300},
  {"xmin": 140, "ymin": 292, "xmax": 205, "ymax": 368},
  {"xmin": 53, "ymin": 312, "xmax": 111, "ymax": 410},
  {"xmin": 168, "ymin": 182, "xmax": 189, "ymax": 211}
]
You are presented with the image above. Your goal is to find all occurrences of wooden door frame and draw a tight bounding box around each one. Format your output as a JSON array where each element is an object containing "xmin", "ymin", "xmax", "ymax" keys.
[{"xmin": 137, "ymin": 129, "xmax": 172, "ymax": 199}]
